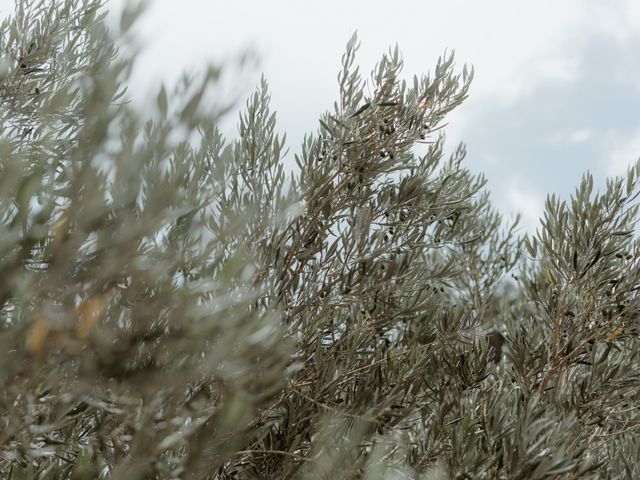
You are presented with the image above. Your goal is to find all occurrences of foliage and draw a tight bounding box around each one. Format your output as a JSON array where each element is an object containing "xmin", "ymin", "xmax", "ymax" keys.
[{"xmin": 0, "ymin": 1, "xmax": 639, "ymax": 479}]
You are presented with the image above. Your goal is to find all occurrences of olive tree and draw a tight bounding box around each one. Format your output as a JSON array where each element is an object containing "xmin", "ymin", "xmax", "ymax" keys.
[{"xmin": 1, "ymin": 1, "xmax": 639, "ymax": 479}]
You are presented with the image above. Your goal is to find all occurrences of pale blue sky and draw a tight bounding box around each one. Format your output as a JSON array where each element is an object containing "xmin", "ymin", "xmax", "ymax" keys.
[{"xmin": 2, "ymin": 0, "xmax": 640, "ymax": 231}]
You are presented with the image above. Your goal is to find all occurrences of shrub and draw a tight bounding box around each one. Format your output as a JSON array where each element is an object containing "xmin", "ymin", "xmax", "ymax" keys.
[{"xmin": 0, "ymin": 1, "xmax": 638, "ymax": 479}]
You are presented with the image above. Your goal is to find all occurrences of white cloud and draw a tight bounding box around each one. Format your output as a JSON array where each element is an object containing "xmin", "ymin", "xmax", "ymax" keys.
[
  {"xmin": 568, "ymin": 129, "xmax": 592, "ymax": 144},
  {"xmin": 3, "ymin": 1, "xmax": 639, "ymax": 120},
  {"xmin": 547, "ymin": 128, "xmax": 592, "ymax": 146},
  {"xmin": 125, "ymin": 1, "xmax": 585, "ymax": 96},
  {"xmin": 586, "ymin": 0, "xmax": 640, "ymax": 43},
  {"xmin": 602, "ymin": 129, "xmax": 640, "ymax": 177},
  {"xmin": 4, "ymin": 0, "xmax": 637, "ymax": 145},
  {"xmin": 3, "ymin": 0, "xmax": 640, "ymax": 228},
  {"xmin": 480, "ymin": 152, "xmax": 499, "ymax": 166},
  {"xmin": 502, "ymin": 177, "xmax": 544, "ymax": 232}
]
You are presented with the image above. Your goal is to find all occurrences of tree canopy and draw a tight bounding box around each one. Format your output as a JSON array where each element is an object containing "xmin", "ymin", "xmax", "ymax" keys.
[{"xmin": 1, "ymin": 1, "xmax": 639, "ymax": 479}]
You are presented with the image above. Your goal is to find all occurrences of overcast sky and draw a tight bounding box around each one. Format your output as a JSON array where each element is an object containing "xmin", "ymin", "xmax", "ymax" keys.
[{"xmin": 3, "ymin": 0, "xmax": 640, "ymax": 231}]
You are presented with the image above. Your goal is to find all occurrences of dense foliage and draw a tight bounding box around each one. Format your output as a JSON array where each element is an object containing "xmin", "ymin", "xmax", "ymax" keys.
[{"xmin": 1, "ymin": 1, "xmax": 639, "ymax": 478}]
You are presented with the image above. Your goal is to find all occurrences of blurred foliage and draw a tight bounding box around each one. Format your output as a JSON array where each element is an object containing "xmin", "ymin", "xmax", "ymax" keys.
[{"xmin": 0, "ymin": 1, "xmax": 639, "ymax": 479}]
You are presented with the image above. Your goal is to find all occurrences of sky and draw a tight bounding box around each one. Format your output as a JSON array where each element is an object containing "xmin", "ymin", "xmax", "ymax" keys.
[{"xmin": 3, "ymin": 0, "xmax": 640, "ymax": 232}]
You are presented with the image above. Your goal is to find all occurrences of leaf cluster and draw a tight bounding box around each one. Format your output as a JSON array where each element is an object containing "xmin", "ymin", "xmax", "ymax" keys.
[{"xmin": 0, "ymin": 2, "xmax": 639, "ymax": 479}]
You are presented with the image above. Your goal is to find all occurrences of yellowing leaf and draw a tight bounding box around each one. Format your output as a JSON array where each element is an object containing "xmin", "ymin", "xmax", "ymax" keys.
[
  {"xmin": 26, "ymin": 315, "xmax": 49, "ymax": 354},
  {"xmin": 546, "ymin": 270, "xmax": 556, "ymax": 285},
  {"xmin": 51, "ymin": 213, "xmax": 68, "ymax": 250},
  {"xmin": 74, "ymin": 296, "xmax": 108, "ymax": 338},
  {"xmin": 35, "ymin": 383, "xmax": 49, "ymax": 396},
  {"xmin": 606, "ymin": 327, "xmax": 624, "ymax": 342}
]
